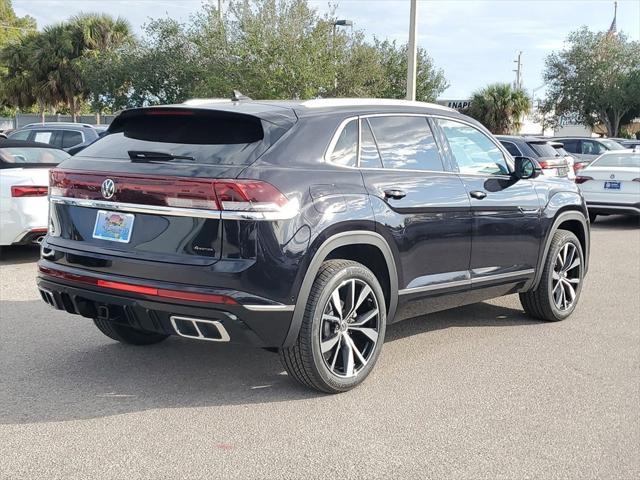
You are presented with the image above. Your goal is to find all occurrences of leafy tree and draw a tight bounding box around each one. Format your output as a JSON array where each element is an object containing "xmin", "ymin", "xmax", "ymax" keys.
[
  {"xmin": 544, "ymin": 27, "xmax": 640, "ymax": 137},
  {"xmin": 466, "ymin": 83, "xmax": 531, "ymax": 134}
]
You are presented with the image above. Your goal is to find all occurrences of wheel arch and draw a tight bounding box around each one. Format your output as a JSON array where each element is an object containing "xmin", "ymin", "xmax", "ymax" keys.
[
  {"xmin": 527, "ymin": 208, "xmax": 589, "ymax": 291},
  {"xmin": 282, "ymin": 231, "xmax": 399, "ymax": 347}
]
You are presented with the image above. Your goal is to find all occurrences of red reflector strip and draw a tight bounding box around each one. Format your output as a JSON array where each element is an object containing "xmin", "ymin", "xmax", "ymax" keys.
[
  {"xmin": 38, "ymin": 266, "xmax": 237, "ymax": 305},
  {"xmin": 145, "ymin": 109, "xmax": 194, "ymax": 116},
  {"xmin": 11, "ymin": 186, "xmax": 48, "ymax": 197}
]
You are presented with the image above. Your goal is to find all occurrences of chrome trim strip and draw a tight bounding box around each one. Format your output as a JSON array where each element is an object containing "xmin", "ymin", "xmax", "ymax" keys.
[
  {"xmin": 472, "ymin": 269, "xmax": 535, "ymax": 283},
  {"xmin": 398, "ymin": 269, "xmax": 535, "ymax": 295},
  {"xmin": 243, "ymin": 304, "xmax": 295, "ymax": 312},
  {"xmin": 50, "ymin": 196, "xmax": 299, "ymax": 221},
  {"xmin": 398, "ymin": 278, "xmax": 471, "ymax": 295}
]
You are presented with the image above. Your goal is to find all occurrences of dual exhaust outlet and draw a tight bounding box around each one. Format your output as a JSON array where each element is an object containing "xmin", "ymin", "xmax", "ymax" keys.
[{"xmin": 170, "ymin": 315, "xmax": 230, "ymax": 342}]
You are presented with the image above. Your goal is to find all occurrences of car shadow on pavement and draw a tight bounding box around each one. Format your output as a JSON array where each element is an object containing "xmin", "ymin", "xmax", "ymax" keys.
[
  {"xmin": 0, "ymin": 245, "xmax": 40, "ymax": 265},
  {"xmin": 590, "ymin": 214, "xmax": 639, "ymax": 230},
  {"xmin": 1, "ymin": 299, "xmax": 539, "ymax": 425}
]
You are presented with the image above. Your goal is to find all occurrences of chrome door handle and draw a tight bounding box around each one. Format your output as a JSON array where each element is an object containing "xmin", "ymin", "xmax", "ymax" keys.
[
  {"xmin": 469, "ymin": 190, "xmax": 487, "ymax": 200},
  {"xmin": 384, "ymin": 189, "xmax": 407, "ymax": 200}
]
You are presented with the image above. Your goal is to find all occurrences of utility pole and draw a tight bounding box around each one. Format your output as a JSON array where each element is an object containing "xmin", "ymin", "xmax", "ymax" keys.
[
  {"xmin": 513, "ymin": 51, "xmax": 523, "ymax": 90},
  {"xmin": 218, "ymin": 0, "xmax": 223, "ymax": 20},
  {"xmin": 406, "ymin": 0, "xmax": 418, "ymax": 101}
]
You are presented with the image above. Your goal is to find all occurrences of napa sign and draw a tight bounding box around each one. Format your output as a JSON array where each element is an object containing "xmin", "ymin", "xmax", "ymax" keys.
[{"xmin": 436, "ymin": 99, "xmax": 471, "ymax": 111}]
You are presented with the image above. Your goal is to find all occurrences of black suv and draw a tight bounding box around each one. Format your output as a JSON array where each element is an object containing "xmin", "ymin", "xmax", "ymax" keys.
[{"xmin": 37, "ymin": 99, "xmax": 590, "ymax": 393}]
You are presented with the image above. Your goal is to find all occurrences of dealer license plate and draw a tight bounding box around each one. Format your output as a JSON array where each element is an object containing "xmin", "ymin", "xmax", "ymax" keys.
[{"xmin": 92, "ymin": 210, "xmax": 135, "ymax": 243}]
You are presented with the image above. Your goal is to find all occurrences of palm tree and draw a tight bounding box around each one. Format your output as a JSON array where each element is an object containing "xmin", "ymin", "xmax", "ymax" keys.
[{"xmin": 466, "ymin": 83, "xmax": 531, "ymax": 135}]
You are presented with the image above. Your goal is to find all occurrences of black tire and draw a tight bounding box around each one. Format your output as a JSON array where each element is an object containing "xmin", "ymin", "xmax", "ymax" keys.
[
  {"xmin": 520, "ymin": 229, "xmax": 584, "ymax": 322},
  {"xmin": 588, "ymin": 212, "xmax": 597, "ymax": 223},
  {"xmin": 93, "ymin": 318, "xmax": 169, "ymax": 345},
  {"xmin": 280, "ymin": 260, "xmax": 387, "ymax": 393}
]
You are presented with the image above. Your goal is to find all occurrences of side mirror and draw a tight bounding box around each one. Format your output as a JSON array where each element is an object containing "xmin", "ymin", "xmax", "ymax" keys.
[{"xmin": 513, "ymin": 156, "xmax": 542, "ymax": 180}]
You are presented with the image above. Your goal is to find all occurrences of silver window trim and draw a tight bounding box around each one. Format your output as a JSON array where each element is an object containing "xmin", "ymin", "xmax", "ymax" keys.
[{"xmin": 324, "ymin": 112, "xmax": 514, "ymax": 178}]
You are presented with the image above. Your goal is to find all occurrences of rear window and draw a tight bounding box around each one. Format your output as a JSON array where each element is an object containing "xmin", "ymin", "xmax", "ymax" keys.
[
  {"xmin": 77, "ymin": 110, "xmax": 267, "ymax": 165},
  {"xmin": 600, "ymin": 139, "xmax": 626, "ymax": 151},
  {"xmin": 527, "ymin": 142, "xmax": 560, "ymax": 158},
  {"xmin": 0, "ymin": 147, "xmax": 70, "ymax": 167},
  {"xmin": 592, "ymin": 153, "xmax": 640, "ymax": 168}
]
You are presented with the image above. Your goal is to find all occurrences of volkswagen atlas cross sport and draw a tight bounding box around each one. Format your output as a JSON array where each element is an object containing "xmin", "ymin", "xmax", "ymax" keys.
[{"xmin": 37, "ymin": 98, "xmax": 590, "ymax": 393}]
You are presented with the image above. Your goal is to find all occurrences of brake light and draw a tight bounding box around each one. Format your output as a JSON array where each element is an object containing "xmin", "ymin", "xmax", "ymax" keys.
[
  {"xmin": 575, "ymin": 176, "xmax": 593, "ymax": 184},
  {"xmin": 49, "ymin": 170, "xmax": 296, "ymax": 217},
  {"xmin": 11, "ymin": 186, "xmax": 48, "ymax": 197},
  {"xmin": 573, "ymin": 162, "xmax": 586, "ymax": 172},
  {"xmin": 145, "ymin": 109, "xmax": 195, "ymax": 116}
]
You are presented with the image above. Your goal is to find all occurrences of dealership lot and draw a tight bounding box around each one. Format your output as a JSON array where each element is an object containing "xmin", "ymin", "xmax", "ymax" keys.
[{"xmin": 0, "ymin": 216, "xmax": 638, "ymax": 479}]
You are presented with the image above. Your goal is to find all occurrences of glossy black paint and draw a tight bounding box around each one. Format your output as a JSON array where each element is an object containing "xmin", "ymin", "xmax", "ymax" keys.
[{"xmin": 38, "ymin": 101, "xmax": 590, "ymax": 348}]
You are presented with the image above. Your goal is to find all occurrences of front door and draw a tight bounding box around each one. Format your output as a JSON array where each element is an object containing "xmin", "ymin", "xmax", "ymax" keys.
[
  {"xmin": 357, "ymin": 115, "xmax": 472, "ymax": 308},
  {"xmin": 434, "ymin": 118, "xmax": 542, "ymax": 286}
]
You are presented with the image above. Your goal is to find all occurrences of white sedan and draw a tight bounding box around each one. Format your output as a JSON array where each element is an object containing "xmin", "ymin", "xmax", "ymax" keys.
[
  {"xmin": 575, "ymin": 151, "xmax": 640, "ymax": 223},
  {"xmin": 0, "ymin": 140, "xmax": 69, "ymax": 246}
]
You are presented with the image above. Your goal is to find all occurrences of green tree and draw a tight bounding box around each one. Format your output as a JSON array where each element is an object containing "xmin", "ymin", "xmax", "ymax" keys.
[
  {"xmin": 544, "ymin": 27, "xmax": 640, "ymax": 137},
  {"xmin": 466, "ymin": 83, "xmax": 531, "ymax": 134}
]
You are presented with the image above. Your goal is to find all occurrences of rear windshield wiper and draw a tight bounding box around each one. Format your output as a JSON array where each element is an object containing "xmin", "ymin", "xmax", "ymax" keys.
[{"xmin": 128, "ymin": 150, "xmax": 195, "ymax": 162}]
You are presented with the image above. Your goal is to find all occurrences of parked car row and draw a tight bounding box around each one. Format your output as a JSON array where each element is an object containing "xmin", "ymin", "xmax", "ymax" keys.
[{"xmin": 6, "ymin": 122, "xmax": 107, "ymax": 153}]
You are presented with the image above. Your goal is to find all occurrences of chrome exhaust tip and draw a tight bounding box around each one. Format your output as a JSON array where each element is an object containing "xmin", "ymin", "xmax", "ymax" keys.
[
  {"xmin": 169, "ymin": 316, "xmax": 230, "ymax": 342},
  {"xmin": 34, "ymin": 235, "xmax": 45, "ymax": 245}
]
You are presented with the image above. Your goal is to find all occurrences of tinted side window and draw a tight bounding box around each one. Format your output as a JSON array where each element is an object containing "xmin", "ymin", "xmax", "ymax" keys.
[
  {"xmin": 437, "ymin": 119, "xmax": 509, "ymax": 176},
  {"xmin": 329, "ymin": 120, "xmax": 358, "ymax": 167},
  {"xmin": 360, "ymin": 119, "xmax": 383, "ymax": 168},
  {"xmin": 500, "ymin": 141, "xmax": 521, "ymax": 157},
  {"xmin": 32, "ymin": 130, "xmax": 63, "ymax": 148},
  {"xmin": 560, "ymin": 139, "xmax": 579, "ymax": 153},
  {"xmin": 582, "ymin": 140, "xmax": 606, "ymax": 155},
  {"xmin": 8, "ymin": 130, "xmax": 30, "ymax": 141},
  {"xmin": 367, "ymin": 116, "xmax": 443, "ymax": 171},
  {"xmin": 62, "ymin": 130, "xmax": 83, "ymax": 148}
]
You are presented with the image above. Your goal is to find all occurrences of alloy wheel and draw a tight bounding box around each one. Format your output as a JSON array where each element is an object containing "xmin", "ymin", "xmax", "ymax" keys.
[
  {"xmin": 551, "ymin": 242, "xmax": 581, "ymax": 311},
  {"xmin": 319, "ymin": 278, "xmax": 380, "ymax": 378}
]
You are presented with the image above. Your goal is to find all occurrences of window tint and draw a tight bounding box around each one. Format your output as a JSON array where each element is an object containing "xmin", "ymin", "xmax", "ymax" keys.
[
  {"xmin": 592, "ymin": 153, "xmax": 639, "ymax": 168},
  {"xmin": 500, "ymin": 141, "xmax": 521, "ymax": 157},
  {"xmin": 438, "ymin": 119, "xmax": 509, "ymax": 175},
  {"xmin": 330, "ymin": 120, "xmax": 358, "ymax": 167},
  {"xmin": 528, "ymin": 142, "xmax": 560, "ymax": 157},
  {"xmin": 560, "ymin": 139, "xmax": 579, "ymax": 153},
  {"xmin": 367, "ymin": 116, "xmax": 443, "ymax": 171},
  {"xmin": 62, "ymin": 130, "xmax": 83, "ymax": 148},
  {"xmin": 360, "ymin": 119, "xmax": 383, "ymax": 168},
  {"xmin": 0, "ymin": 147, "xmax": 69, "ymax": 167},
  {"xmin": 581, "ymin": 140, "xmax": 606, "ymax": 155},
  {"xmin": 79, "ymin": 111, "xmax": 268, "ymax": 165},
  {"xmin": 8, "ymin": 130, "xmax": 29, "ymax": 141}
]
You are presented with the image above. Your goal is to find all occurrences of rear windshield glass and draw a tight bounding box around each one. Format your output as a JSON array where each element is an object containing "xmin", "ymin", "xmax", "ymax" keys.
[
  {"xmin": 77, "ymin": 111, "xmax": 266, "ymax": 165},
  {"xmin": 527, "ymin": 142, "xmax": 560, "ymax": 158},
  {"xmin": 592, "ymin": 153, "xmax": 640, "ymax": 168},
  {"xmin": 600, "ymin": 139, "xmax": 626, "ymax": 151},
  {"xmin": 0, "ymin": 147, "xmax": 69, "ymax": 167}
]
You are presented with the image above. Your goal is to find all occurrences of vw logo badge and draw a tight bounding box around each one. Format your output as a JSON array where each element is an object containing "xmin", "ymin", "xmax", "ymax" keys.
[
  {"xmin": 101, "ymin": 179, "xmax": 116, "ymax": 199},
  {"xmin": 610, "ymin": 174, "xmax": 615, "ymax": 179}
]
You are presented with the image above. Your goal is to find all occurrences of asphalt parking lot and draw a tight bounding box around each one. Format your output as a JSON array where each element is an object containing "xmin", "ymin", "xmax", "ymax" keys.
[{"xmin": 1, "ymin": 215, "xmax": 638, "ymax": 480}]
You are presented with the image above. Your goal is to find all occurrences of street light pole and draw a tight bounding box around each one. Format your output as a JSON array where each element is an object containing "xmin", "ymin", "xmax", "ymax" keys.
[
  {"xmin": 406, "ymin": 0, "xmax": 418, "ymax": 101},
  {"xmin": 332, "ymin": 19, "xmax": 353, "ymax": 95}
]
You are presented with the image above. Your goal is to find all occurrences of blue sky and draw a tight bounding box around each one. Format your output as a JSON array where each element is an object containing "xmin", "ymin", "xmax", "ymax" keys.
[{"xmin": 14, "ymin": 0, "xmax": 640, "ymax": 99}]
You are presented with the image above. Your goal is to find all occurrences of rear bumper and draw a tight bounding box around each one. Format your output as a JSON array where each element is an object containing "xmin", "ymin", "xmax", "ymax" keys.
[
  {"xmin": 37, "ymin": 262, "xmax": 295, "ymax": 348},
  {"xmin": 587, "ymin": 201, "xmax": 640, "ymax": 216}
]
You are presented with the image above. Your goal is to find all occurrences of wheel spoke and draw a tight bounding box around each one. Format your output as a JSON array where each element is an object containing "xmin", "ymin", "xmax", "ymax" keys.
[
  {"xmin": 563, "ymin": 245, "xmax": 576, "ymax": 273},
  {"xmin": 348, "ymin": 326, "xmax": 378, "ymax": 343},
  {"xmin": 342, "ymin": 335, "xmax": 355, "ymax": 376},
  {"xmin": 552, "ymin": 271, "xmax": 561, "ymax": 281},
  {"xmin": 353, "ymin": 284, "xmax": 372, "ymax": 314},
  {"xmin": 351, "ymin": 308, "xmax": 378, "ymax": 327},
  {"xmin": 331, "ymin": 289, "xmax": 343, "ymax": 319},
  {"xmin": 321, "ymin": 333, "xmax": 341, "ymax": 354},
  {"xmin": 322, "ymin": 314, "xmax": 340, "ymax": 323},
  {"xmin": 344, "ymin": 334, "xmax": 367, "ymax": 366},
  {"xmin": 329, "ymin": 335, "xmax": 342, "ymax": 371},
  {"xmin": 567, "ymin": 277, "xmax": 580, "ymax": 284},
  {"xmin": 565, "ymin": 257, "xmax": 581, "ymax": 272},
  {"xmin": 563, "ymin": 279, "xmax": 576, "ymax": 302},
  {"xmin": 552, "ymin": 280, "xmax": 562, "ymax": 293}
]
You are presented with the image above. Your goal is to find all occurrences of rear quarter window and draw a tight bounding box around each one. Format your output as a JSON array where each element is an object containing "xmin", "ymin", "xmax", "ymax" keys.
[{"xmin": 77, "ymin": 110, "xmax": 269, "ymax": 165}]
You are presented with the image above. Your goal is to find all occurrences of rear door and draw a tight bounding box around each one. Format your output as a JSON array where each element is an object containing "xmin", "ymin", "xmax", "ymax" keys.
[
  {"xmin": 357, "ymin": 115, "xmax": 472, "ymax": 298},
  {"xmin": 434, "ymin": 118, "xmax": 541, "ymax": 284}
]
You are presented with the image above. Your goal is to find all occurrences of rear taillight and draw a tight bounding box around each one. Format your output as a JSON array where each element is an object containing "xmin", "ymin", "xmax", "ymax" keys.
[
  {"xmin": 575, "ymin": 176, "xmax": 593, "ymax": 184},
  {"xmin": 49, "ymin": 170, "xmax": 297, "ymax": 218},
  {"xmin": 573, "ymin": 162, "xmax": 587, "ymax": 172},
  {"xmin": 11, "ymin": 186, "xmax": 48, "ymax": 197}
]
